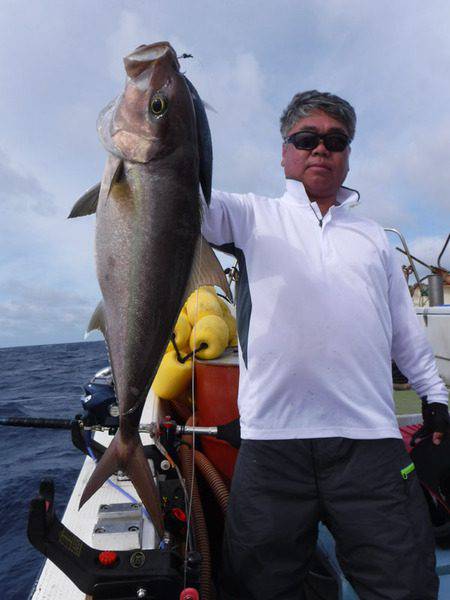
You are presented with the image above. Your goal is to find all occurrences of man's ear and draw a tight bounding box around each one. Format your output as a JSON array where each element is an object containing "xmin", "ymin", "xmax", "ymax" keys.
[{"xmin": 281, "ymin": 143, "xmax": 287, "ymax": 167}]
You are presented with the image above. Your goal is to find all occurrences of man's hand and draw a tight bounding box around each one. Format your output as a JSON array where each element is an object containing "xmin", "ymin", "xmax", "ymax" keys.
[
  {"xmin": 433, "ymin": 431, "xmax": 445, "ymax": 445},
  {"xmin": 421, "ymin": 399, "xmax": 450, "ymax": 446}
]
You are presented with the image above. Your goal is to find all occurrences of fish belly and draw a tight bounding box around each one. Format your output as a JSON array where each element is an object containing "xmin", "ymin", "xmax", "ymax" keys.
[{"xmin": 95, "ymin": 158, "xmax": 200, "ymax": 417}]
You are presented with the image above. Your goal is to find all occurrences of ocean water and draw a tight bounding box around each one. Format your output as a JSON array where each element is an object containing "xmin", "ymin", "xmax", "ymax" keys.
[{"xmin": 0, "ymin": 341, "xmax": 108, "ymax": 600}]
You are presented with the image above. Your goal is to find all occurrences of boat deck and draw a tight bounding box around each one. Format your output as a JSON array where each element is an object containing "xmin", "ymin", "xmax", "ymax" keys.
[
  {"xmin": 29, "ymin": 397, "xmax": 159, "ymax": 600},
  {"xmin": 29, "ymin": 389, "xmax": 450, "ymax": 599}
]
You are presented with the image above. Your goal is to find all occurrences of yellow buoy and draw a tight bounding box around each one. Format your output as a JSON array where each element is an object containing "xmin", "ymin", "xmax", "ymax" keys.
[
  {"xmin": 186, "ymin": 288, "xmax": 222, "ymax": 325},
  {"xmin": 201, "ymin": 285, "xmax": 216, "ymax": 295},
  {"xmin": 152, "ymin": 350, "xmax": 193, "ymax": 400},
  {"xmin": 217, "ymin": 296, "xmax": 232, "ymax": 316},
  {"xmin": 165, "ymin": 312, "xmax": 192, "ymax": 353},
  {"xmin": 189, "ymin": 314, "xmax": 229, "ymax": 360},
  {"xmin": 222, "ymin": 311, "xmax": 237, "ymax": 344}
]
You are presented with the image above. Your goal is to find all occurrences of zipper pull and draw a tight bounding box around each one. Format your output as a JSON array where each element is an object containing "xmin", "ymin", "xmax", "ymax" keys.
[{"xmin": 308, "ymin": 201, "xmax": 323, "ymax": 228}]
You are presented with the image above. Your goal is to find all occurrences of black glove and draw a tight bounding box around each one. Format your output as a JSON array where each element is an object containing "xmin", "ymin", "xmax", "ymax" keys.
[{"xmin": 411, "ymin": 397, "xmax": 450, "ymax": 446}]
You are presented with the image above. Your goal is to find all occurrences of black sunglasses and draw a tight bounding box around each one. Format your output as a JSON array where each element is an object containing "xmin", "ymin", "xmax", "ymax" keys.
[{"xmin": 284, "ymin": 131, "xmax": 350, "ymax": 152}]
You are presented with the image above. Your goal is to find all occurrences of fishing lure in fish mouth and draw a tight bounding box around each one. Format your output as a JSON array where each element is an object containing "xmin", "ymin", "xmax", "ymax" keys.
[{"xmin": 69, "ymin": 41, "xmax": 230, "ymax": 538}]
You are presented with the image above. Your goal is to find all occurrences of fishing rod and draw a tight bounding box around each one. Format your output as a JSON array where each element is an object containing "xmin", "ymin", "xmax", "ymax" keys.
[
  {"xmin": 438, "ymin": 234, "xmax": 450, "ymax": 269},
  {"xmin": 396, "ymin": 247, "xmax": 450, "ymax": 276},
  {"xmin": 0, "ymin": 416, "xmax": 75, "ymax": 429},
  {"xmin": 0, "ymin": 415, "xmax": 241, "ymax": 447}
]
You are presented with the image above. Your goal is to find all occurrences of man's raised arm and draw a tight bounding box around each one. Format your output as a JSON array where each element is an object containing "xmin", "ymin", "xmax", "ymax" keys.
[{"xmin": 201, "ymin": 189, "xmax": 255, "ymax": 248}]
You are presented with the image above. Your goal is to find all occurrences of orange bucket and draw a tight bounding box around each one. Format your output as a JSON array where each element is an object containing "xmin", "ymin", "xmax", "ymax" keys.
[{"xmin": 194, "ymin": 349, "xmax": 239, "ymax": 482}]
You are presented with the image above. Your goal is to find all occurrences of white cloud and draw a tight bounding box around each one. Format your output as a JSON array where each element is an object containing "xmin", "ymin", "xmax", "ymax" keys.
[
  {"xmin": 1, "ymin": 0, "xmax": 450, "ymax": 347},
  {"xmin": 0, "ymin": 280, "xmax": 96, "ymax": 347},
  {"xmin": 105, "ymin": 9, "xmax": 190, "ymax": 84},
  {"xmin": 402, "ymin": 128, "xmax": 450, "ymax": 214},
  {"xmin": 0, "ymin": 148, "xmax": 56, "ymax": 215},
  {"xmin": 200, "ymin": 50, "xmax": 284, "ymax": 195},
  {"xmin": 106, "ymin": 10, "xmax": 151, "ymax": 83},
  {"xmin": 409, "ymin": 235, "xmax": 450, "ymax": 272}
]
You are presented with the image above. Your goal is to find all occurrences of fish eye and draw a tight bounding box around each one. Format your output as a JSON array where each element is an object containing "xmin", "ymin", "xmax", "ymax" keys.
[{"xmin": 149, "ymin": 94, "xmax": 168, "ymax": 118}]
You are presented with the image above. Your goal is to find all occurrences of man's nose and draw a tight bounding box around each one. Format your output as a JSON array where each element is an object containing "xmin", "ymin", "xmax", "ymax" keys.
[{"xmin": 312, "ymin": 141, "xmax": 329, "ymax": 156}]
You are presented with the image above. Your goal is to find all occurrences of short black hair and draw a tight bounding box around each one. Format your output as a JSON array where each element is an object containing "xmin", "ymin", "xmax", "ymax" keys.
[{"xmin": 280, "ymin": 90, "xmax": 356, "ymax": 140}]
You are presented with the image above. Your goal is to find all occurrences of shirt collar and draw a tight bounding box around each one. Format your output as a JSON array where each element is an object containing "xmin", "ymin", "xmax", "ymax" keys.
[{"xmin": 284, "ymin": 179, "xmax": 360, "ymax": 209}]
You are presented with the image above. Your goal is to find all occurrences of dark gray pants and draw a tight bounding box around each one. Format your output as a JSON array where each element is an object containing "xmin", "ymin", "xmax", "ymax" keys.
[{"xmin": 220, "ymin": 438, "xmax": 438, "ymax": 600}]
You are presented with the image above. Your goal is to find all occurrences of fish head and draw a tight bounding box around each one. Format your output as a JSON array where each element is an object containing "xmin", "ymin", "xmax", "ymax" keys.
[{"xmin": 99, "ymin": 42, "xmax": 197, "ymax": 163}]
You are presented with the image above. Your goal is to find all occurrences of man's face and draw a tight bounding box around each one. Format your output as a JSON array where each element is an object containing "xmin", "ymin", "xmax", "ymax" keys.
[{"xmin": 281, "ymin": 110, "xmax": 350, "ymax": 200}]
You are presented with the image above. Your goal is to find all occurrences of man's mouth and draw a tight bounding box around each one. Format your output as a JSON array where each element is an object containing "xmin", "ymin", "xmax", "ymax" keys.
[{"xmin": 307, "ymin": 163, "xmax": 331, "ymax": 173}]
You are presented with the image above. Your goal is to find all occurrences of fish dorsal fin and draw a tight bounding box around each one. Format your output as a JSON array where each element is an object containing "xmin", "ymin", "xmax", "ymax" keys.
[
  {"xmin": 184, "ymin": 236, "xmax": 232, "ymax": 302},
  {"xmin": 202, "ymin": 100, "xmax": 217, "ymax": 114},
  {"xmin": 68, "ymin": 183, "xmax": 101, "ymax": 218},
  {"xmin": 85, "ymin": 300, "xmax": 106, "ymax": 338},
  {"xmin": 184, "ymin": 76, "xmax": 213, "ymax": 204}
]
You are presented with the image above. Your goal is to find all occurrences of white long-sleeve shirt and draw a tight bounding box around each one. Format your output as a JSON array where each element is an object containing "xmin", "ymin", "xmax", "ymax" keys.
[{"xmin": 202, "ymin": 179, "xmax": 448, "ymax": 440}]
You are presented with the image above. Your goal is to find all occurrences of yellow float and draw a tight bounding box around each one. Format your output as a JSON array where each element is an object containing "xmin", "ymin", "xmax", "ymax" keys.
[
  {"xmin": 189, "ymin": 314, "xmax": 229, "ymax": 360},
  {"xmin": 152, "ymin": 350, "xmax": 193, "ymax": 400},
  {"xmin": 222, "ymin": 311, "xmax": 237, "ymax": 344},
  {"xmin": 165, "ymin": 311, "xmax": 192, "ymax": 353},
  {"xmin": 154, "ymin": 286, "xmax": 238, "ymax": 400},
  {"xmin": 217, "ymin": 296, "xmax": 232, "ymax": 316},
  {"xmin": 185, "ymin": 288, "xmax": 222, "ymax": 325}
]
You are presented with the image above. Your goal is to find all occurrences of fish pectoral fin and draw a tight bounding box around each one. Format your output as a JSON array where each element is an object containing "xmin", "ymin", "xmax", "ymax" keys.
[
  {"xmin": 85, "ymin": 300, "xmax": 106, "ymax": 339},
  {"xmin": 104, "ymin": 156, "xmax": 128, "ymax": 201},
  {"xmin": 79, "ymin": 433, "xmax": 165, "ymax": 539},
  {"xmin": 68, "ymin": 183, "xmax": 101, "ymax": 218},
  {"xmin": 184, "ymin": 235, "xmax": 233, "ymax": 301},
  {"xmin": 68, "ymin": 157, "xmax": 125, "ymax": 219},
  {"xmin": 108, "ymin": 158, "xmax": 125, "ymax": 194}
]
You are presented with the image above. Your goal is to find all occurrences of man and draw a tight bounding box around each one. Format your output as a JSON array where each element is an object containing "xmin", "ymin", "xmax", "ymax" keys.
[{"xmin": 201, "ymin": 91, "xmax": 449, "ymax": 599}]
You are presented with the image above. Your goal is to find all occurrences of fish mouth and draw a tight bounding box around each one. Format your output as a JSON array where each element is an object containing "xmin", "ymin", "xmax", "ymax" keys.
[
  {"xmin": 108, "ymin": 42, "xmax": 182, "ymax": 162},
  {"xmin": 124, "ymin": 42, "xmax": 179, "ymax": 78},
  {"xmin": 128, "ymin": 43, "xmax": 171, "ymax": 62}
]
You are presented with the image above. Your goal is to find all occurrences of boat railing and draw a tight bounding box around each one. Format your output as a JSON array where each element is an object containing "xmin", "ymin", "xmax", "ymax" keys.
[{"xmin": 384, "ymin": 227, "xmax": 427, "ymax": 302}]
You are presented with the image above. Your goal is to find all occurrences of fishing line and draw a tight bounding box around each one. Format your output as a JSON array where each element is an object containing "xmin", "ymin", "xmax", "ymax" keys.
[{"xmin": 183, "ymin": 237, "xmax": 202, "ymax": 588}]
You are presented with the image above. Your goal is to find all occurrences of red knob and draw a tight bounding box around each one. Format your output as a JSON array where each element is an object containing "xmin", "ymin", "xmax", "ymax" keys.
[
  {"xmin": 180, "ymin": 588, "xmax": 199, "ymax": 600},
  {"xmin": 98, "ymin": 550, "xmax": 118, "ymax": 566}
]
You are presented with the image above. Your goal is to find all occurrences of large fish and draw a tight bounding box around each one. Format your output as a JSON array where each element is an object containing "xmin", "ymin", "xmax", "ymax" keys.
[{"xmin": 69, "ymin": 42, "xmax": 230, "ymax": 537}]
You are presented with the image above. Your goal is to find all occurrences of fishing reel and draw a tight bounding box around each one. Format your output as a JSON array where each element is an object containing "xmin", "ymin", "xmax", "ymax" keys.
[{"xmin": 81, "ymin": 366, "xmax": 120, "ymax": 430}]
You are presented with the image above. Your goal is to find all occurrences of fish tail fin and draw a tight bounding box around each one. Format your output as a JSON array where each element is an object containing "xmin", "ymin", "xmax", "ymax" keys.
[
  {"xmin": 126, "ymin": 442, "xmax": 165, "ymax": 537},
  {"xmin": 79, "ymin": 432, "xmax": 165, "ymax": 538},
  {"xmin": 79, "ymin": 433, "xmax": 122, "ymax": 509}
]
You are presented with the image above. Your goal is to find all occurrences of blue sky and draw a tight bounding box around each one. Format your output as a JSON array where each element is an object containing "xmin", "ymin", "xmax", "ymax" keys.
[{"xmin": 0, "ymin": 0, "xmax": 449, "ymax": 347}]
